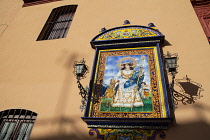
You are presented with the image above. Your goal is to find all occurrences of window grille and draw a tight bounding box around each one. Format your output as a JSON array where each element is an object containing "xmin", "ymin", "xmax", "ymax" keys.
[
  {"xmin": 0, "ymin": 109, "xmax": 37, "ymax": 140},
  {"xmin": 37, "ymin": 5, "xmax": 77, "ymax": 41},
  {"xmin": 23, "ymin": 0, "xmax": 63, "ymax": 7}
]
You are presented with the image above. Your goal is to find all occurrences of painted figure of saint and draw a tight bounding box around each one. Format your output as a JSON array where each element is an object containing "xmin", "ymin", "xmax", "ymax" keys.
[{"xmin": 111, "ymin": 58, "xmax": 144, "ymax": 109}]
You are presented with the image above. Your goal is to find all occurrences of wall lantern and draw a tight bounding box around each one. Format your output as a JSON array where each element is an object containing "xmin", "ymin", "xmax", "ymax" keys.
[
  {"xmin": 164, "ymin": 51, "xmax": 178, "ymax": 74},
  {"xmin": 73, "ymin": 58, "xmax": 89, "ymax": 111},
  {"xmin": 164, "ymin": 51, "xmax": 179, "ymax": 110},
  {"xmin": 74, "ymin": 58, "xmax": 88, "ymax": 80},
  {"xmin": 165, "ymin": 57, "xmax": 178, "ymax": 72}
]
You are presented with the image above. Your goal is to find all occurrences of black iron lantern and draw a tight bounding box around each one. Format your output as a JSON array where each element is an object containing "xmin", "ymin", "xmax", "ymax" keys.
[
  {"xmin": 165, "ymin": 57, "xmax": 177, "ymax": 72},
  {"xmin": 74, "ymin": 58, "xmax": 88, "ymax": 79},
  {"xmin": 73, "ymin": 58, "xmax": 89, "ymax": 112},
  {"xmin": 164, "ymin": 51, "xmax": 178, "ymax": 73},
  {"xmin": 75, "ymin": 63, "xmax": 88, "ymax": 77}
]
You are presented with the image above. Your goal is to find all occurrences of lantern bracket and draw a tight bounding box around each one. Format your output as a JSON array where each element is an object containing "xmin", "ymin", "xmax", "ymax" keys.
[
  {"xmin": 164, "ymin": 51, "xmax": 179, "ymax": 110},
  {"xmin": 73, "ymin": 58, "xmax": 89, "ymax": 112}
]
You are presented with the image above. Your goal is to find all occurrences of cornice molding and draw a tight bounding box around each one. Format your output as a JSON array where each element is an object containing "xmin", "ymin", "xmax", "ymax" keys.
[{"xmin": 191, "ymin": 0, "xmax": 210, "ymax": 7}]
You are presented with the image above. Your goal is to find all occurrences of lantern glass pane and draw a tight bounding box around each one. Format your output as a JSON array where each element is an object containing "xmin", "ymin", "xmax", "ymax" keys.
[
  {"xmin": 168, "ymin": 63, "xmax": 176, "ymax": 68},
  {"xmin": 80, "ymin": 65, "xmax": 84, "ymax": 74},
  {"xmin": 76, "ymin": 64, "xmax": 84, "ymax": 74},
  {"xmin": 165, "ymin": 57, "xmax": 177, "ymax": 72},
  {"xmin": 165, "ymin": 57, "xmax": 177, "ymax": 65},
  {"xmin": 82, "ymin": 65, "xmax": 87, "ymax": 74},
  {"xmin": 171, "ymin": 59, "xmax": 176, "ymax": 63},
  {"xmin": 165, "ymin": 59, "xmax": 171, "ymax": 64}
]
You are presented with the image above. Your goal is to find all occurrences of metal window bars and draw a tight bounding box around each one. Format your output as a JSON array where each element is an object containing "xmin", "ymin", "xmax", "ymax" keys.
[
  {"xmin": 37, "ymin": 5, "xmax": 77, "ymax": 41},
  {"xmin": 0, "ymin": 109, "xmax": 37, "ymax": 140}
]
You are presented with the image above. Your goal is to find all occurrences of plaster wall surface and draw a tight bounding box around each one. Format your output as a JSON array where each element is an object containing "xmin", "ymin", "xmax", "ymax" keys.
[{"xmin": 0, "ymin": 0, "xmax": 209, "ymax": 139}]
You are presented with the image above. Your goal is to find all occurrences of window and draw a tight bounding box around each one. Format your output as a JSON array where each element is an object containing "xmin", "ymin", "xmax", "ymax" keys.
[
  {"xmin": 37, "ymin": 5, "xmax": 77, "ymax": 41},
  {"xmin": 0, "ymin": 109, "xmax": 37, "ymax": 140},
  {"xmin": 23, "ymin": 0, "xmax": 63, "ymax": 7},
  {"xmin": 191, "ymin": 0, "xmax": 210, "ymax": 43}
]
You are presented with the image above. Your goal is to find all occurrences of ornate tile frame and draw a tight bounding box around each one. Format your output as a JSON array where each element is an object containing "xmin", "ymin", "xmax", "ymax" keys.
[
  {"xmin": 82, "ymin": 25, "xmax": 174, "ymax": 129},
  {"xmin": 88, "ymin": 46, "xmax": 169, "ymax": 119}
]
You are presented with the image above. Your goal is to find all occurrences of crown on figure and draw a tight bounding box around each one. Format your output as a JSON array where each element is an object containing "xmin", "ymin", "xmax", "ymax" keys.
[{"xmin": 117, "ymin": 57, "xmax": 137, "ymax": 69}]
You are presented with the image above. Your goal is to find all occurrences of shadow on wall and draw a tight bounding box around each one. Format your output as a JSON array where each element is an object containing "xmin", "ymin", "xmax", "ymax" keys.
[
  {"xmin": 31, "ymin": 135, "xmax": 93, "ymax": 140},
  {"xmin": 30, "ymin": 116, "xmax": 94, "ymax": 140},
  {"xmin": 173, "ymin": 75, "xmax": 204, "ymax": 107},
  {"xmin": 55, "ymin": 52, "xmax": 78, "ymax": 116},
  {"xmin": 166, "ymin": 103, "xmax": 210, "ymax": 140},
  {"xmin": 31, "ymin": 115, "xmax": 210, "ymax": 140},
  {"xmin": 166, "ymin": 72, "xmax": 208, "ymax": 140},
  {"xmin": 31, "ymin": 52, "xmax": 94, "ymax": 140},
  {"xmin": 163, "ymin": 40, "xmax": 172, "ymax": 46},
  {"xmin": 166, "ymin": 121, "xmax": 210, "ymax": 140}
]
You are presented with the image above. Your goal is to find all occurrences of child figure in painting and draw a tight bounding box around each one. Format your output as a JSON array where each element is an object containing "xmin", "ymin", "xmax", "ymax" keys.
[
  {"xmin": 111, "ymin": 61, "xmax": 144, "ymax": 109},
  {"xmin": 140, "ymin": 82, "xmax": 150, "ymax": 99}
]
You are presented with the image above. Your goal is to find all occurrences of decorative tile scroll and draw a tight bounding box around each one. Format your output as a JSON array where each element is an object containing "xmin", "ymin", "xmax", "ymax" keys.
[
  {"xmin": 96, "ymin": 27, "xmax": 161, "ymax": 41},
  {"xmin": 89, "ymin": 128, "xmax": 166, "ymax": 140}
]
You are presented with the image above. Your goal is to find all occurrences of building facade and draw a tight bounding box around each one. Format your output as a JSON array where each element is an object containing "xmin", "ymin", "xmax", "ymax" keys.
[{"xmin": 0, "ymin": 0, "xmax": 210, "ymax": 139}]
